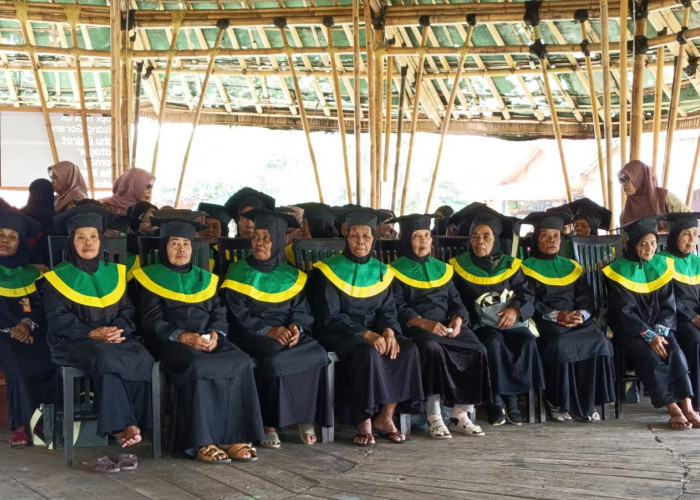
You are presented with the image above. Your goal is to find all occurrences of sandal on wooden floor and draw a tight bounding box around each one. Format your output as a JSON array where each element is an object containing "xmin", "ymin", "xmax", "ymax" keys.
[
  {"xmin": 260, "ymin": 431, "xmax": 281, "ymax": 449},
  {"xmin": 448, "ymin": 413, "xmax": 485, "ymax": 437},
  {"xmin": 684, "ymin": 411, "xmax": 700, "ymax": 428},
  {"xmin": 82, "ymin": 456, "xmax": 120, "ymax": 474},
  {"xmin": 353, "ymin": 433, "xmax": 375, "ymax": 447},
  {"xmin": 375, "ymin": 429, "xmax": 406, "ymax": 444},
  {"xmin": 298, "ymin": 423, "xmax": 317, "ymax": 445},
  {"xmin": 9, "ymin": 428, "xmax": 30, "ymax": 448},
  {"xmin": 669, "ymin": 415, "xmax": 691, "ymax": 430},
  {"xmin": 227, "ymin": 443, "xmax": 258, "ymax": 462},
  {"xmin": 197, "ymin": 444, "xmax": 232, "ymax": 464},
  {"xmin": 117, "ymin": 453, "xmax": 138, "ymax": 471},
  {"xmin": 427, "ymin": 416, "xmax": 452, "ymax": 440}
]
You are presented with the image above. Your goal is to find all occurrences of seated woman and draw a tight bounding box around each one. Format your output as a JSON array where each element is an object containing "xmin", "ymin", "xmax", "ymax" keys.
[
  {"xmin": 296, "ymin": 202, "xmax": 339, "ymax": 239},
  {"xmin": 313, "ymin": 209, "xmax": 424, "ymax": 446},
  {"xmin": 0, "ymin": 208, "xmax": 56, "ymax": 448},
  {"xmin": 449, "ymin": 207, "xmax": 545, "ymax": 425},
  {"xmin": 570, "ymin": 198, "xmax": 612, "ymax": 236},
  {"xmin": 197, "ymin": 202, "xmax": 232, "ymax": 274},
  {"xmin": 225, "ymin": 187, "xmax": 275, "ymax": 239},
  {"xmin": 221, "ymin": 209, "xmax": 331, "ymax": 448},
  {"xmin": 133, "ymin": 215, "xmax": 264, "ymax": 462},
  {"xmin": 659, "ymin": 212, "xmax": 700, "ymax": 411},
  {"xmin": 49, "ymin": 161, "xmax": 88, "ymax": 214},
  {"xmin": 603, "ymin": 215, "xmax": 699, "ymax": 429},
  {"xmin": 389, "ymin": 214, "xmax": 490, "ymax": 439},
  {"xmin": 43, "ymin": 204, "xmax": 153, "ymax": 447},
  {"xmin": 521, "ymin": 212, "xmax": 615, "ymax": 421},
  {"xmin": 100, "ymin": 168, "xmax": 155, "ymax": 216}
]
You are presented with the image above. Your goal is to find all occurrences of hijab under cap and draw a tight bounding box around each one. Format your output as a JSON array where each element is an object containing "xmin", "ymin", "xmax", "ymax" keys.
[
  {"xmin": 54, "ymin": 204, "xmax": 115, "ymax": 274},
  {"xmin": 244, "ymin": 208, "xmax": 299, "ymax": 272},
  {"xmin": 391, "ymin": 213, "xmax": 435, "ymax": 263},
  {"xmin": 0, "ymin": 208, "xmax": 40, "ymax": 268}
]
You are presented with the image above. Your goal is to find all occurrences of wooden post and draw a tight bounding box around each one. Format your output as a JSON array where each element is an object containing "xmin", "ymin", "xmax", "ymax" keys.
[
  {"xmin": 174, "ymin": 26, "xmax": 225, "ymax": 208},
  {"xmin": 352, "ymin": 0, "xmax": 362, "ymax": 205},
  {"xmin": 400, "ymin": 20, "xmax": 430, "ymax": 216},
  {"xmin": 688, "ymin": 133, "xmax": 700, "ymax": 206},
  {"xmin": 16, "ymin": 4, "xmax": 58, "ymax": 163},
  {"xmin": 151, "ymin": 11, "xmax": 186, "ymax": 176},
  {"xmin": 66, "ymin": 6, "xmax": 95, "ymax": 198},
  {"xmin": 382, "ymin": 55, "xmax": 393, "ymax": 183},
  {"xmin": 424, "ymin": 25, "xmax": 473, "ymax": 213},
  {"xmin": 324, "ymin": 23, "xmax": 352, "ymax": 204},
  {"xmin": 278, "ymin": 22, "xmax": 324, "ymax": 203},
  {"xmin": 110, "ymin": 1, "xmax": 119, "ymax": 180},
  {"xmin": 662, "ymin": 5, "xmax": 691, "ymax": 189},
  {"xmin": 580, "ymin": 20, "xmax": 607, "ymax": 204},
  {"xmin": 374, "ymin": 51, "xmax": 383, "ymax": 208},
  {"xmin": 364, "ymin": 3, "xmax": 376, "ymax": 207},
  {"xmin": 391, "ymin": 66, "xmax": 408, "ymax": 213},
  {"xmin": 629, "ymin": 17, "xmax": 647, "ymax": 161},
  {"xmin": 651, "ymin": 45, "xmax": 664, "ymax": 175},
  {"xmin": 131, "ymin": 62, "xmax": 144, "ymax": 169},
  {"xmin": 618, "ymin": 0, "xmax": 629, "ymax": 166},
  {"xmin": 600, "ymin": 0, "xmax": 615, "ymax": 216}
]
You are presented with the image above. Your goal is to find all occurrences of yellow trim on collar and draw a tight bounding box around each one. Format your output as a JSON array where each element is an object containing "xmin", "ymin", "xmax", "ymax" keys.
[
  {"xmin": 391, "ymin": 264, "xmax": 454, "ymax": 289},
  {"xmin": 602, "ymin": 257, "xmax": 675, "ymax": 293},
  {"xmin": 449, "ymin": 257, "xmax": 521, "ymax": 285},
  {"xmin": 521, "ymin": 260, "xmax": 583, "ymax": 286},
  {"xmin": 44, "ymin": 265, "xmax": 126, "ymax": 308},
  {"xmin": 127, "ymin": 254, "xmax": 140, "ymax": 282},
  {"xmin": 132, "ymin": 267, "xmax": 219, "ymax": 303},
  {"xmin": 220, "ymin": 271, "xmax": 307, "ymax": 303},
  {"xmin": 0, "ymin": 282, "xmax": 37, "ymax": 297},
  {"xmin": 674, "ymin": 272, "xmax": 700, "ymax": 286},
  {"xmin": 314, "ymin": 261, "xmax": 395, "ymax": 298}
]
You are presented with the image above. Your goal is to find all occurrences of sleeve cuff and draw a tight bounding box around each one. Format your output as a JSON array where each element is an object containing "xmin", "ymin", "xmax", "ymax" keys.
[
  {"xmin": 545, "ymin": 310, "xmax": 560, "ymax": 323},
  {"xmin": 168, "ymin": 329, "xmax": 186, "ymax": 342},
  {"xmin": 640, "ymin": 330, "xmax": 657, "ymax": 343}
]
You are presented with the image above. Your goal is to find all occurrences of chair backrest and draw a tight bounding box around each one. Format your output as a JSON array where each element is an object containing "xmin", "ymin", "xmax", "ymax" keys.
[
  {"xmin": 571, "ymin": 235, "xmax": 621, "ymax": 311},
  {"xmin": 293, "ymin": 238, "xmax": 345, "ymax": 272},
  {"xmin": 48, "ymin": 235, "xmax": 127, "ymax": 268},
  {"xmin": 216, "ymin": 237, "xmax": 254, "ymax": 277},
  {"xmin": 656, "ymin": 234, "xmax": 667, "ymax": 253},
  {"xmin": 374, "ymin": 239, "xmax": 402, "ymax": 264},
  {"xmin": 434, "ymin": 236, "xmax": 469, "ymax": 262},
  {"xmin": 137, "ymin": 236, "xmax": 209, "ymax": 269}
]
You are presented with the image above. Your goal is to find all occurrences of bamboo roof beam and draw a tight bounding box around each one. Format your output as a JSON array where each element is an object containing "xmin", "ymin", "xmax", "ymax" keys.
[
  {"xmin": 0, "ymin": 53, "xmax": 19, "ymax": 107},
  {"xmin": 224, "ymin": 27, "xmax": 263, "ymax": 113},
  {"xmin": 352, "ymin": 0, "xmax": 361, "ymax": 205},
  {"xmin": 79, "ymin": 24, "xmax": 106, "ymax": 110},
  {"xmin": 55, "ymin": 26, "xmax": 82, "ymax": 109},
  {"xmin": 128, "ymin": 0, "xmax": 163, "ymax": 115},
  {"xmin": 630, "ymin": 13, "xmax": 648, "ymax": 162},
  {"xmin": 652, "ymin": 45, "xmax": 665, "ymax": 175},
  {"xmin": 600, "ymin": 0, "xmax": 615, "ymax": 214},
  {"xmin": 288, "ymin": 25, "xmax": 331, "ymax": 117},
  {"xmin": 542, "ymin": 20, "xmax": 585, "ymax": 122},
  {"xmin": 619, "ymin": 1, "xmax": 629, "ymax": 166},
  {"xmin": 438, "ymin": 25, "xmax": 472, "ymax": 118},
  {"xmin": 255, "ymin": 26, "xmax": 297, "ymax": 115}
]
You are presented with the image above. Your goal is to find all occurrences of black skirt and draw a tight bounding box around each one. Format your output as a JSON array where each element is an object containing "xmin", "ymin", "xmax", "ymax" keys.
[{"xmin": 672, "ymin": 322, "xmax": 700, "ymax": 410}]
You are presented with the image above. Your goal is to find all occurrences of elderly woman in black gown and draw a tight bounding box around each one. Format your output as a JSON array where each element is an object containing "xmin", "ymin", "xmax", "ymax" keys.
[
  {"xmin": 389, "ymin": 214, "xmax": 490, "ymax": 439},
  {"xmin": 43, "ymin": 205, "xmax": 153, "ymax": 450},
  {"xmin": 221, "ymin": 209, "xmax": 331, "ymax": 448},
  {"xmin": 313, "ymin": 210, "xmax": 424, "ymax": 446},
  {"xmin": 134, "ymin": 214, "xmax": 264, "ymax": 462},
  {"xmin": 0, "ymin": 208, "xmax": 55, "ymax": 448}
]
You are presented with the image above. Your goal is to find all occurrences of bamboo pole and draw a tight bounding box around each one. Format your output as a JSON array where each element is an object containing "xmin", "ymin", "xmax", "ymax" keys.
[
  {"xmin": 151, "ymin": 11, "xmax": 186, "ymax": 176},
  {"xmin": 174, "ymin": 26, "xmax": 225, "ymax": 208},
  {"xmin": 382, "ymin": 55, "xmax": 393, "ymax": 183},
  {"xmin": 131, "ymin": 62, "xmax": 144, "ymax": 169},
  {"xmin": 391, "ymin": 66, "xmax": 408, "ymax": 213},
  {"xmin": 662, "ymin": 5, "xmax": 691, "ymax": 189},
  {"xmin": 110, "ymin": 2, "xmax": 119, "ymax": 180},
  {"xmin": 15, "ymin": 4, "xmax": 58, "ymax": 163},
  {"xmin": 600, "ymin": 0, "xmax": 615, "ymax": 215},
  {"xmin": 580, "ymin": 21, "xmax": 607, "ymax": 205},
  {"xmin": 688, "ymin": 133, "xmax": 700, "ymax": 206},
  {"xmin": 352, "ymin": 0, "xmax": 361, "ymax": 206},
  {"xmin": 629, "ymin": 17, "xmax": 647, "ymax": 161},
  {"xmin": 278, "ymin": 22, "xmax": 325, "ymax": 203},
  {"xmin": 324, "ymin": 23, "xmax": 352, "ymax": 204},
  {"xmin": 373, "ymin": 28, "xmax": 383, "ymax": 208},
  {"xmin": 618, "ymin": 0, "xmax": 629, "ymax": 166},
  {"xmin": 400, "ymin": 23, "xmax": 429, "ymax": 216},
  {"xmin": 424, "ymin": 24, "xmax": 473, "ymax": 213},
  {"xmin": 120, "ymin": 30, "xmax": 130, "ymax": 177},
  {"xmin": 364, "ymin": 4, "xmax": 375, "ymax": 208},
  {"xmin": 652, "ymin": 46, "xmax": 664, "ymax": 175},
  {"xmin": 66, "ymin": 7, "xmax": 95, "ymax": 198}
]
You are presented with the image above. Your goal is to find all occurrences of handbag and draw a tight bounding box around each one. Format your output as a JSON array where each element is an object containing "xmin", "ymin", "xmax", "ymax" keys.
[{"xmin": 474, "ymin": 290, "xmax": 529, "ymax": 331}]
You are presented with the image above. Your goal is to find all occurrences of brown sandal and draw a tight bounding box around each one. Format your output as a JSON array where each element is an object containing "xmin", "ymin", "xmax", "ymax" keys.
[
  {"xmin": 197, "ymin": 444, "xmax": 231, "ymax": 464},
  {"xmin": 226, "ymin": 443, "xmax": 258, "ymax": 462}
]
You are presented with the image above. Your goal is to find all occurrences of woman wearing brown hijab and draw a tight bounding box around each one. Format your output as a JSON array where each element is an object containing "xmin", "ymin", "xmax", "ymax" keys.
[
  {"xmin": 619, "ymin": 160, "xmax": 689, "ymax": 225},
  {"xmin": 48, "ymin": 161, "xmax": 88, "ymax": 213},
  {"xmin": 100, "ymin": 168, "xmax": 155, "ymax": 216}
]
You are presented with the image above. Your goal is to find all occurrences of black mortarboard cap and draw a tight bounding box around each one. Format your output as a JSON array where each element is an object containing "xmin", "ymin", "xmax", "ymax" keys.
[
  {"xmin": 546, "ymin": 202, "xmax": 575, "ymax": 220},
  {"xmin": 448, "ymin": 202, "xmax": 512, "ymax": 237},
  {"xmin": 521, "ymin": 211, "xmax": 572, "ymax": 232},
  {"xmin": 666, "ymin": 212, "xmax": 700, "ymax": 233},
  {"xmin": 245, "ymin": 207, "xmax": 301, "ymax": 233},
  {"xmin": 344, "ymin": 210, "xmax": 378, "ymax": 231},
  {"xmin": 151, "ymin": 210, "xmax": 206, "ymax": 241},
  {"xmin": 198, "ymin": 202, "xmax": 233, "ymax": 227},
  {"xmin": 620, "ymin": 215, "xmax": 664, "ymax": 242},
  {"xmin": 53, "ymin": 204, "xmax": 116, "ymax": 235},
  {"xmin": 570, "ymin": 198, "xmax": 612, "ymax": 232},
  {"xmin": 108, "ymin": 215, "xmax": 131, "ymax": 234},
  {"xmin": 224, "ymin": 187, "xmax": 275, "ymax": 222},
  {"xmin": 388, "ymin": 213, "xmax": 436, "ymax": 238},
  {"xmin": 333, "ymin": 205, "xmax": 392, "ymax": 225},
  {"xmin": 297, "ymin": 202, "xmax": 336, "ymax": 225},
  {"xmin": 0, "ymin": 208, "xmax": 41, "ymax": 238}
]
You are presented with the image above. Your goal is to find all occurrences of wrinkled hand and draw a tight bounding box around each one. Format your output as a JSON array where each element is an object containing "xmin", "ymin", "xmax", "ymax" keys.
[
  {"xmin": 383, "ymin": 329, "xmax": 400, "ymax": 359},
  {"xmin": 362, "ymin": 331, "xmax": 387, "ymax": 355},
  {"xmin": 287, "ymin": 324, "xmax": 300, "ymax": 347},
  {"xmin": 409, "ymin": 317, "xmax": 448, "ymax": 336},
  {"xmin": 692, "ymin": 315, "xmax": 700, "ymax": 330},
  {"xmin": 88, "ymin": 326, "xmax": 125, "ymax": 344},
  {"xmin": 447, "ymin": 316, "xmax": 463, "ymax": 338},
  {"xmin": 556, "ymin": 311, "xmax": 584, "ymax": 328},
  {"xmin": 178, "ymin": 332, "xmax": 217, "ymax": 352},
  {"xmin": 497, "ymin": 307, "xmax": 519, "ymax": 329},
  {"xmin": 9, "ymin": 322, "xmax": 33, "ymax": 344},
  {"xmin": 268, "ymin": 326, "xmax": 293, "ymax": 346},
  {"xmin": 650, "ymin": 335, "xmax": 669, "ymax": 360}
]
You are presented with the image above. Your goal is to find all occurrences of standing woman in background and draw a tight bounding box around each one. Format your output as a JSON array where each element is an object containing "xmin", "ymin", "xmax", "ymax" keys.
[{"xmin": 48, "ymin": 161, "xmax": 88, "ymax": 214}]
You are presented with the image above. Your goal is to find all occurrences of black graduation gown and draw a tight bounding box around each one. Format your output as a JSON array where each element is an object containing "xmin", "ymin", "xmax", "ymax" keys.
[
  {"xmin": 0, "ymin": 285, "xmax": 55, "ymax": 429},
  {"xmin": 43, "ymin": 279, "xmax": 153, "ymax": 436},
  {"xmin": 313, "ymin": 266, "xmax": 424, "ymax": 424},
  {"xmin": 138, "ymin": 286, "xmax": 265, "ymax": 455},
  {"xmin": 391, "ymin": 275, "xmax": 491, "ymax": 406},
  {"xmin": 223, "ymin": 287, "xmax": 332, "ymax": 429},
  {"xmin": 451, "ymin": 257, "xmax": 545, "ymax": 397},
  {"xmin": 606, "ymin": 270, "xmax": 692, "ymax": 408},
  {"xmin": 527, "ymin": 265, "xmax": 615, "ymax": 417}
]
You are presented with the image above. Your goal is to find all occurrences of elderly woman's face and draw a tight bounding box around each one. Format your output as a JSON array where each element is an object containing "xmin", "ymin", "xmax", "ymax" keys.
[
  {"xmin": 139, "ymin": 183, "xmax": 154, "ymax": 202},
  {"xmin": 202, "ymin": 217, "xmax": 222, "ymax": 244},
  {"xmin": 167, "ymin": 236, "xmax": 192, "ymax": 266},
  {"xmin": 677, "ymin": 227, "xmax": 698, "ymax": 254},
  {"xmin": 347, "ymin": 225, "xmax": 373, "ymax": 258},
  {"xmin": 574, "ymin": 218, "xmax": 592, "ymax": 236},
  {"xmin": 538, "ymin": 228, "xmax": 561, "ymax": 255},
  {"xmin": 238, "ymin": 206, "xmax": 256, "ymax": 239},
  {"xmin": 411, "ymin": 229, "xmax": 432, "ymax": 258},
  {"xmin": 139, "ymin": 208, "xmax": 155, "ymax": 232},
  {"xmin": 252, "ymin": 229, "xmax": 272, "ymax": 260},
  {"xmin": 635, "ymin": 233, "xmax": 657, "ymax": 261},
  {"xmin": 74, "ymin": 227, "xmax": 100, "ymax": 260},
  {"xmin": 618, "ymin": 173, "xmax": 636, "ymax": 196},
  {"xmin": 470, "ymin": 224, "xmax": 494, "ymax": 257},
  {"xmin": 0, "ymin": 228, "xmax": 19, "ymax": 257}
]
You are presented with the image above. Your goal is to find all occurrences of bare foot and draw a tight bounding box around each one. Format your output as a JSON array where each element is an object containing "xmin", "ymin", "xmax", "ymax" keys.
[
  {"xmin": 117, "ymin": 425, "xmax": 142, "ymax": 448},
  {"xmin": 354, "ymin": 419, "xmax": 375, "ymax": 446}
]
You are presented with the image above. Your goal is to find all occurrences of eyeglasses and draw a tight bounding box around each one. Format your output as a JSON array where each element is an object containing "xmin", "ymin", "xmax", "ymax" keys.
[{"xmin": 618, "ymin": 175, "xmax": 631, "ymax": 184}]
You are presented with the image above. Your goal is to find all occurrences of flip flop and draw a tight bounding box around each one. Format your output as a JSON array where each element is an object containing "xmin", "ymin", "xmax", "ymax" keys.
[
  {"xmin": 353, "ymin": 433, "xmax": 375, "ymax": 447},
  {"xmin": 82, "ymin": 456, "xmax": 120, "ymax": 474},
  {"xmin": 197, "ymin": 444, "xmax": 232, "ymax": 464},
  {"xmin": 117, "ymin": 453, "xmax": 138, "ymax": 471},
  {"xmin": 375, "ymin": 429, "xmax": 406, "ymax": 444},
  {"xmin": 260, "ymin": 431, "xmax": 281, "ymax": 449},
  {"xmin": 227, "ymin": 443, "xmax": 258, "ymax": 462},
  {"xmin": 9, "ymin": 428, "xmax": 30, "ymax": 449}
]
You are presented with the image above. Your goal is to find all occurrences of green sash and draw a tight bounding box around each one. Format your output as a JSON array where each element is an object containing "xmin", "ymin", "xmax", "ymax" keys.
[
  {"xmin": 314, "ymin": 254, "xmax": 394, "ymax": 298},
  {"xmin": 0, "ymin": 264, "xmax": 41, "ymax": 297},
  {"xmin": 521, "ymin": 256, "xmax": 583, "ymax": 286},
  {"xmin": 602, "ymin": 254, "xmax": 674, "ymax": 293},
  {"xmin": 389, "ymin": 256, "xmax": 453, "ymax": 289},
  {"xmin": 220, "ymin": 259, "xmax": 306, "ymax": 303},
  {"xmin": 133, "ymin": 263, "xmax": 218, "ymax": 303},
  {"xmin": 449, "ymin": 252, "xmax": 521, "ymax": 285},
  {"xmin": 44, "ymin": 262, "xmax": 126, "ymax": 307}
]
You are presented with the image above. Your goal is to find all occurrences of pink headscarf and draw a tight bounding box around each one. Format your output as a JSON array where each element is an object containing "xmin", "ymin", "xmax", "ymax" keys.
[
  {"xmin": 48, "ymin": 161, "xmax": 88, "ymax": 213},
  {"xmin": 100, "ymin": 168, "xmax": 155, "ymax": 215},
  {"xmin": 620, "ymin": 160, "xmax": 668, "ymax": 224}
]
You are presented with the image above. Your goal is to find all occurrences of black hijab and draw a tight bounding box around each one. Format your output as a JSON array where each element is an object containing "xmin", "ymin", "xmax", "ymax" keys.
[
  {"xmin": 468, "ymin": 213, "xmax": 505, "ymax": 272},
  {"xmin": 665, "ymin": 213, "xmax": 700, "ymax": 258},
  {"xmin": 154, "ymin": 219, "xmax": 202, "ymax": 274},
  {"xmin": 245, "ymin": 208, "xmax": 298, "ymax": 273},
  {"xmin": 343, "ymin": 211, "xmax": 378, "ymax": 265},
  {"xmin": 21, "ymin": 179, "xmax": 55, "ymax": 233}
]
